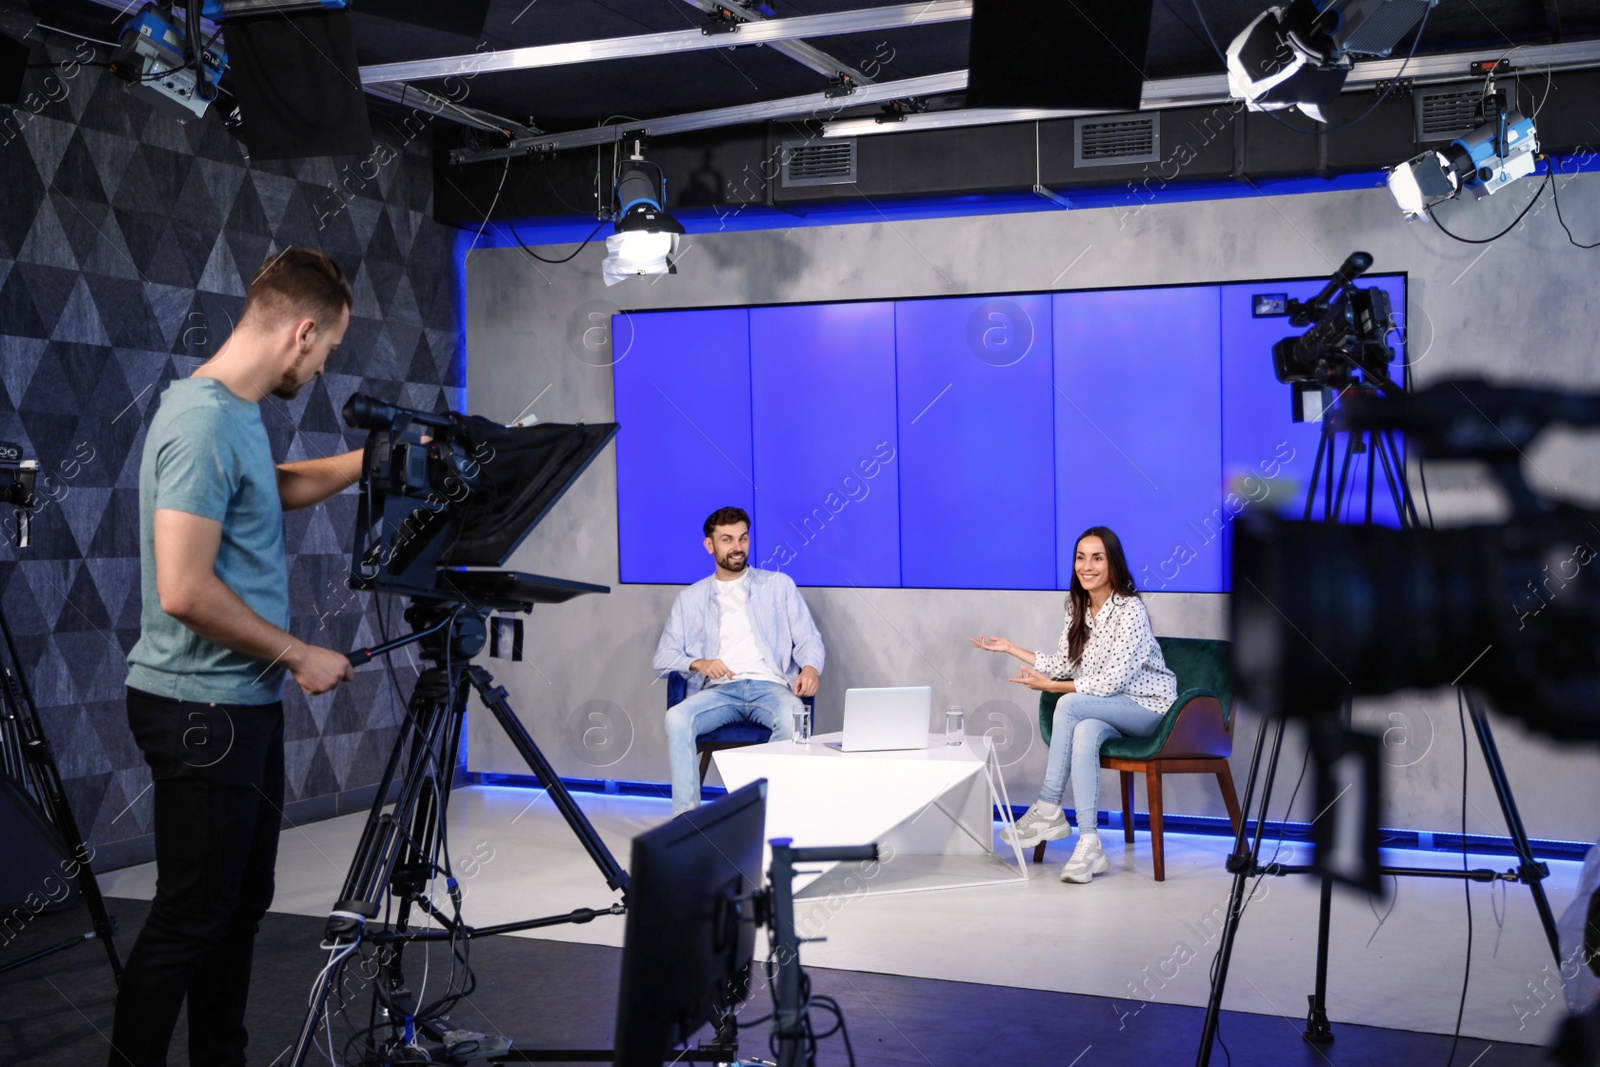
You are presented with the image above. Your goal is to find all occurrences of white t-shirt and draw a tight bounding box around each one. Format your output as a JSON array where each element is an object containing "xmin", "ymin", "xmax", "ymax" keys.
[{"xmin": 710, "ymin": 572, "xmax": 788, "ymax": 686}]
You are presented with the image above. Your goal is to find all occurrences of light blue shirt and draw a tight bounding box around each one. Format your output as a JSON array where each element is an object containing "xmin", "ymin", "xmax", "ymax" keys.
[
  {"xmin": 653, "ymin": 567, "xmax": 825, "ymax": 695},
  {"xmin": 126, "ymin": 377, "xmax": 289, "ymax": 705}
]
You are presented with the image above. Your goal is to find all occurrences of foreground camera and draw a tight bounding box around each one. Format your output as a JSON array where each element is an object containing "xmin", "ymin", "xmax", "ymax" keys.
[{"xmin": 1233, "ymin": 378, "xmax": 1600, "ymax": 741}]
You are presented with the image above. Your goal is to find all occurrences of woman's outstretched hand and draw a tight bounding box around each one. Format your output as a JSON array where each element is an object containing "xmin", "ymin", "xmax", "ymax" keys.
[
  {"xmin": 970, "ymin": 634, "xmax": 1015, "ymax": 654},
  {"xmin": 1008, "ymin": 665, "xmax": 1060, "ymax": 692}
]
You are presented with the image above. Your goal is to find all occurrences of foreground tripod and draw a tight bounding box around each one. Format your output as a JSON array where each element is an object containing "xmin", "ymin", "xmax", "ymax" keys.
[
  {"xmin": 0, "ymin": 591, "xmax": 122, "ymax": 981},
  {"xmin": 289, "ymin": 577, "xmax": 630, "ymax": 1067},
  {"xmin": 1196, "ymin": 403, "xmax": 1565, "ymax": 1064}
]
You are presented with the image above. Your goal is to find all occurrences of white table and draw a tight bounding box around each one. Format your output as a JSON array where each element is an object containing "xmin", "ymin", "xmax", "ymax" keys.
[{"xmin": 713, "ymin": 731, "xmax": 1028, "ymax": 897}]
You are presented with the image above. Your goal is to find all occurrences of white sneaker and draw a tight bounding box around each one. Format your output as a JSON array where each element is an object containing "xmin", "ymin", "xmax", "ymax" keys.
[
  {"xmin": 999, "ymin": 803, "xmax": 1071, "ymax": 848},
  {"xmin": 1060, "ymin": 834, "xmax": 1110, "ymax": 884}
]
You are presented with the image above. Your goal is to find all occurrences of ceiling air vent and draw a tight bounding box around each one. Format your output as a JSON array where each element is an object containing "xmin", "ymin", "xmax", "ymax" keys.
[
  {"xmin": 781, "ymin": 139, "xmax": 856, "ymax": 187},
  {"xmin": 1415, "ymin": 85, "xmax": 1483, "ymax": 142},
  {"xmin": 1074, "ymin": 114, "xmax": 1160, "ymax": 168}
]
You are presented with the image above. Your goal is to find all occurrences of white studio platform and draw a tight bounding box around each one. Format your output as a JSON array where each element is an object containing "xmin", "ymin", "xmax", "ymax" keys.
[{"xmin": 713, "ymin": 731, "xmax": 1028, "ymax": 897}]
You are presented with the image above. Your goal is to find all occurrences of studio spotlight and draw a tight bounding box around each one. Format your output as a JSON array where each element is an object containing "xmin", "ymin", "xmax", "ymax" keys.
[
  {"xmin": 601, "ymin": 142, "xmax": 685, "ymax": 287},
  {"xmin": 1386, "ymin": 89, "xmax": 1539, "ymax": 218},
  {"xmin": 109, "ymin": 5, "xmax": 227, "ymax": 120},
  {"xmin": 1226, "ymin": 0, "xmax": 1436, "ymax": 122}
]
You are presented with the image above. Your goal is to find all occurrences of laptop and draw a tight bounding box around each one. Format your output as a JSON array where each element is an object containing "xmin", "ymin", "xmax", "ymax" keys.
[{"xmin": 824, "ymin": 687, "xmax": 932, "ymax": 752}]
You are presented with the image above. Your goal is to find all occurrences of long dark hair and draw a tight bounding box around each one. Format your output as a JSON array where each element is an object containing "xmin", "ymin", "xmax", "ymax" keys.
[{"xmin": 1066, "ymin": 526, "xmax": 1138, "ymax": 664}]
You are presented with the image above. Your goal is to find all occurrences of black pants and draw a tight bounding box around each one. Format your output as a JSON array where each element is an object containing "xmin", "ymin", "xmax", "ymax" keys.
[{"xmin": 109, "ymin": 688, "xmax": 284, "ymax": 1067}]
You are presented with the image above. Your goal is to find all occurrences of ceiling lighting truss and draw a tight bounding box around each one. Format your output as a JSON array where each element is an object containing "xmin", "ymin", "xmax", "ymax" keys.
[{"xmin": 359, "ymin": 1, "xmax": 971, "ymax": 86}]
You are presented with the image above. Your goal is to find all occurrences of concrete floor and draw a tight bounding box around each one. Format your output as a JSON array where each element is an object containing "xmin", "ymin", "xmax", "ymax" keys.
[{"xmin": 97, "ymin": 783, "xmax": 1589, "ymax": 1051}]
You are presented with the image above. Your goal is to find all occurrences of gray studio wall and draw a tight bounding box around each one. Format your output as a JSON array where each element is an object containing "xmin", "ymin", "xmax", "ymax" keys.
[
  {"xmin": 0, "ymin": 33, "xmax": 461, "ymax": 870},
  {"xmin": 464, "ymin": 174, "xmax": 1600, "ymax": 845}
]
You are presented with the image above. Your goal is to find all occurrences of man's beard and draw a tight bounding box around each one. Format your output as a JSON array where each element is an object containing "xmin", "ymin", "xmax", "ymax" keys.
[
  {"xmin": 271, "ymin": 350, "xmax": 309, "ymax": 400},
  {"xmin": 718, "ymin": 550, "xmax": 748, "ymax": 572}
]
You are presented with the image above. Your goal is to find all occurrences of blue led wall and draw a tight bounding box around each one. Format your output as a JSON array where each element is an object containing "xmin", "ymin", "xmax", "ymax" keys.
[{"xmin": 612, "ymin": 275, "xmax": 1406, "ymax": 592}]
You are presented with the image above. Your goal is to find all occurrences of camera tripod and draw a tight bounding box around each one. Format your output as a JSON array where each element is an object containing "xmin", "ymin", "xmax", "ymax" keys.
[
  {"xmin": 1196, "ymin": 399, "xmax": 1566, "ymax": 1064},
  {"xmin": 288, "ymin": 576, "xmax": 631, "ymax": 1067},
  {"xmin": 0, "ymin": 592, "xmax": 122, "ymax": 981}
]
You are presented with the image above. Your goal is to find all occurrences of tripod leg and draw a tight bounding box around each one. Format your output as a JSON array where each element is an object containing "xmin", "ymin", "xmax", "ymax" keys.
[
  {"xmin": 1332, "ymin": 428, "xmax": 1358, "ymax": 525},
  {"xmin": 1198, "ymin": 715, "xmax": 1289, "ymax": 1066},
  {"xmin": 289, "ymin": 669, "xmax": 465, "ymax": 1067},
  {"xmin": 380, "ymin": 694, "xmax": 468, "ymax": 1042},
  {"xmin": 1464, "ymin": 692, "xmax": 1564, "ymax": 964},
  {"xmin": 465, "ymin": 665, "xmax": 630, "ymax": 894},
  {"xmin": 1304, "ymin": 417, "xmax": 1333, "ymax": 523},
  {"xmin": 1382, "ymin": 430, "xmax": 1422, "ymax": 528},
  {"xmin": 19, "ymin": 735, "xmax": 123, "ymax": 979},
  {"xmin": 1363, "ymin": 430, "xmax": 1377, "ymax": 525},
  {"xmin": 1305, "ymin": 874, "xmax": 1335, "ymax": 1044},
  {"xmin": 0, "ymin": 599, "xmax": 123, "ymax": 979},
  {"xmin": 1372, "ymin": 430, "xmax": 1411, "ymax": 529}
]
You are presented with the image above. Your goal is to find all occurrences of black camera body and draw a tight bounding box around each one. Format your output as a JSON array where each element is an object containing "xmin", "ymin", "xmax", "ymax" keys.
[
  {"xmin": 1233, "ymin": 378, "xmax": 1600, "ymax": 742},
  {"xmin": 1270, "ymin": 252, "xmax": 1401, "ymax": 424},
  {"xmin": 341, "ymin": 393, "xmax": 618, "ymax": 606},
  {"xmin": 0, "ymin": 441, "xmax": 37, "ymax": 508},
  {"xmin": 0, "ymin": 440, "xmax": 38, "ymax": 548},
  {"xmin": 1271, "ymin": 284, "xmax": 1396, "ymax": 388}
]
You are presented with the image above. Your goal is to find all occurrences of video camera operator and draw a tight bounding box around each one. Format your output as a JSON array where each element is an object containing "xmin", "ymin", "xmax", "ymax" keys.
[{"xmin": 111, "ymin": 248, "xmax": 362, "ymax": 1067}]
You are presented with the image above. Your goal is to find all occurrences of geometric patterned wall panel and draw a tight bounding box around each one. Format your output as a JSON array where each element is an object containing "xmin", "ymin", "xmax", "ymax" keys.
[{"xmin": 0, "ymin": 38, "xmax": 463, "ymax": 853}]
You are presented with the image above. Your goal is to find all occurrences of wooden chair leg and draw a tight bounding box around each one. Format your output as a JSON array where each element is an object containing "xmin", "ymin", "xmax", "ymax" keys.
[
  {"xmin": 1145, "ymin": 767, "xmax": 1166, "ymax": 882},
  {"xmin": 697, "ymin": 748, "xmax": 712, "ymax": 784},
  {"xmin": 1216, "ymin": 763, "xmax": 1243, "ymax": 833},
  {"xmin": 1032, "ymin": 841, "xmax": 1046, "ymax": 864},
  {"xmin": 1120, "ymin": 770, "xmax": 1135, "ymax": 844}
]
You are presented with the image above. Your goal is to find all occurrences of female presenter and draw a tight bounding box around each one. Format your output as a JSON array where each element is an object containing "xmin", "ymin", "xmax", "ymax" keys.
[{"xmin": 971, "ymin": 526, "xmax": 1176, "ymax": 884}]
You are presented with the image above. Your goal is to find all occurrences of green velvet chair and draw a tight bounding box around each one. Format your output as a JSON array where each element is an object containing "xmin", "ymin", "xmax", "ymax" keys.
[{"xmin": 1035, "ymin": 636, "xmax": 1242, "ymax": 881}]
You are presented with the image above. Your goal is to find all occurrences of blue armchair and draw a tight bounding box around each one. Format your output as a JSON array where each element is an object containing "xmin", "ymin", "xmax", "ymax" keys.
[{"xmin": 666, "ymin": 673, "xmax": 815, "ymax": 783}]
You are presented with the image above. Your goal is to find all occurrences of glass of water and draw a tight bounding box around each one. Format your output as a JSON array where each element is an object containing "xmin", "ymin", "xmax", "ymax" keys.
[
  {"xmin": 792, "ymin": 704, "xmax": 812, "ymax": 744},
  {"xmin": 945, "ymin": 705, "xmax": 965, "ymax": 746}
]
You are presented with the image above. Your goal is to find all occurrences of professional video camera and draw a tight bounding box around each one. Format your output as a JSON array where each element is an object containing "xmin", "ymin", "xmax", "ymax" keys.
[
  {"xmin": 1233, "ymin": 377, "xmax": 1600, "ymax": 741},
  {"xmin": 341, "ymin": 393, "xmax": 616, "ymax": 605},
  {"xmin": 288, "ymin": 395, "xmax": 629, "ymax": 1067},
  {"xmin": 0, "ymin": 441, "xmax": 38, "ymax": 548},
  {"xmin": 1271, "ymin": 252, "xmax": 1397, "ymax": 389}
]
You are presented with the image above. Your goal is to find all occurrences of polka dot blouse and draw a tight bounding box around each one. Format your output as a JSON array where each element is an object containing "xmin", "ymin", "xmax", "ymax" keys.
[{"xmin": 1034, "ymin": 593, "xmax": 1178, "ymax": 713}]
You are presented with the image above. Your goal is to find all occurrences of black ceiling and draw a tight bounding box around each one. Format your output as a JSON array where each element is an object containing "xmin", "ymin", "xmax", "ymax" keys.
[
  {"xmin": 15, "ymin": 1, "xmax": 1600, "ymax": 138},
  {"xmin": 344, "ymin": 0, "xmax": 1600, "ymax": 132}
]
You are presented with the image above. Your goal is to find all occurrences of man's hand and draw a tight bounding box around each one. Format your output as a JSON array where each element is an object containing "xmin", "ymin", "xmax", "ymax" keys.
[
  {"xmin": 289, "ymin": 643, "xmax": 355, "ymax": 695},
  {"xmin": 691, "ymin": 658, "xmax": 733, "ymax": 681},
  {"xmin": 793, "ymin": 665, "xmax": 820, "ymax": 698},
  {"xmin": 970, "ymin": 634, "xmax": 1015, "ymax": 655},
  {"xmin": 1008, "ymin": 665, "xmax": 1068, "ymax": 693}
]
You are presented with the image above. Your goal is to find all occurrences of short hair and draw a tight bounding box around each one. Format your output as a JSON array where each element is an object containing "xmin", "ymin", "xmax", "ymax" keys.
[
  {"xmin": 703, "ymin": 506, "xmax": 750, "ymax": 538},
  {"xmin": 241, "ymin": 247, "xmax": 353, "ymax": 329}
]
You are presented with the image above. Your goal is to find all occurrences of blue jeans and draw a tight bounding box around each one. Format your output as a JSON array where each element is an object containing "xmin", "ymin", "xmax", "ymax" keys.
[
  {"xmin": 1038, "ymin": 692, "xmax": 1164, "ymax": 830},
  {"xmin": 664, "ymin": 679, "xmax": 799, "ymax": 814}
]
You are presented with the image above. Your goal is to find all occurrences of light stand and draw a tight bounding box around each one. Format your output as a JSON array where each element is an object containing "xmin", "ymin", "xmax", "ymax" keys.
[{"xmin": 1196, "ymin": 390, "xmax": 1564, "ymax": 1064}]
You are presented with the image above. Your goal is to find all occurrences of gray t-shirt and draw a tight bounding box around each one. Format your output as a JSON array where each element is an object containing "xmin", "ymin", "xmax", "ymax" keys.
[{"xmin": 126, "ymin": 377, "xmax": 290, "ymax": 705}]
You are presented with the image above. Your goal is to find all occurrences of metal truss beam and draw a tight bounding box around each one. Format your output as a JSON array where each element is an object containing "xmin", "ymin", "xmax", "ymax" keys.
[{"xmin": 359, "ymin": 1, "xmax": 969, "ymax": 86}]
